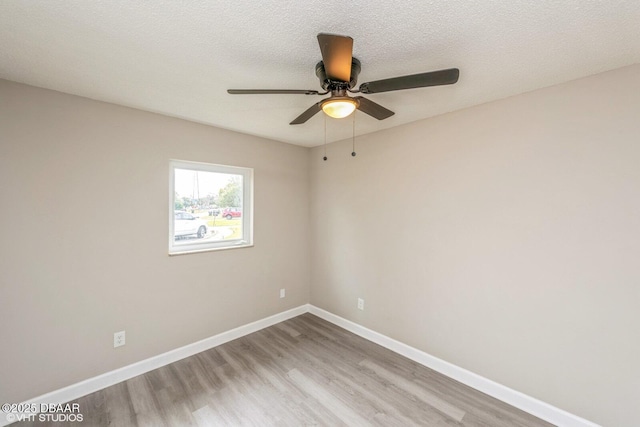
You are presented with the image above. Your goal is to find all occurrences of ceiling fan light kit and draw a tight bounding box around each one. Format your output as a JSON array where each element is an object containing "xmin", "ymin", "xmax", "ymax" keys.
[
  {"xmin": 321, "ymin": 97, "xmax": 358, "ymax": 118},
  {"xmin": 228, "ymin": 33, "xmax": 459, "ymax": 125}
]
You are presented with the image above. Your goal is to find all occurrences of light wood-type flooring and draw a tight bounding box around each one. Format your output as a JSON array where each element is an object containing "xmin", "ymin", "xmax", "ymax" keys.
[{"xmin": 18, "ymin": 314, "xmax": 553, "ymax": 426}]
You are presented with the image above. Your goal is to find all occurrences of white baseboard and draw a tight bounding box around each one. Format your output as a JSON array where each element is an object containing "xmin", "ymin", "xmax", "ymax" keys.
[
  {"xmin": 308, "ymin": 305, "xmax": 600, "ymax": 427},
  {"xmin": 4, "ymin": 303, "xmax": 599, "ymax": 427},
  {"xmin": 1, "ymin": 305, "xmax": 308, "ymax": 427}
]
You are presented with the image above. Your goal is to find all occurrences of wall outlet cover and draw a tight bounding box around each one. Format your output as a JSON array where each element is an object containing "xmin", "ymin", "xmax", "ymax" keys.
[{"xmin": 114, "ymin": 331, "xmax": 126, "ymax": 348}]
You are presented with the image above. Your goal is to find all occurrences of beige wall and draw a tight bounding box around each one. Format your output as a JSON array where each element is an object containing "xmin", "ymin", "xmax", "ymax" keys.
[
  {"xmin": 2, "ymin": 64, "xmax": 639, "ymax": 426},
  {"xmin": 0, "ymin": 80, "xmax": 310, "ymax": 403},
  {"xmin": 310, "ymin": 64, "xmax": 640, "ymax": 427}
]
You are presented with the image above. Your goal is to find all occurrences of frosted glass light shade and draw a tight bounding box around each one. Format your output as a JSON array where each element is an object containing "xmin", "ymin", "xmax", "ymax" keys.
[{"xmin": 321, "ymin": 98, "xmax": 357, "ymax": 118}]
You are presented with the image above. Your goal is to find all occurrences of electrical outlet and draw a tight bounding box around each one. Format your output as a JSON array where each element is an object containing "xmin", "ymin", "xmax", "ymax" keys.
[
  {"xmin": 114, "ymin": 331, "xmax": 125, "ymax": 348},
  {"xmin": 357, "ymin": 298, "xmax": 364, "ymax": 311},
  {"xmin": 280, "ymin": 288, "xmax": 286, "ymax": 298}
]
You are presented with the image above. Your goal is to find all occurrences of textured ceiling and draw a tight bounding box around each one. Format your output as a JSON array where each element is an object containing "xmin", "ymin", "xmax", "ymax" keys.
[{"xmin": 1, "ymin": 1, "xmax": 639, "ymax": 147}]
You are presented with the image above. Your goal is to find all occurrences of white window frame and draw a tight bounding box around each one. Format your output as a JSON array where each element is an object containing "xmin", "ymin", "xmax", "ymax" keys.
[{"xmin": 169, "ymin": 159, "xmax": 253, "ymax": 255}]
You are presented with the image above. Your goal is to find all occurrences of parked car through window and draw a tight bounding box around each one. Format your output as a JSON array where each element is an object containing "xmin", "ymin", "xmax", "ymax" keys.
[{"xmin": 174, "ymin": 211, "xmax": 208, "ymax": 239}]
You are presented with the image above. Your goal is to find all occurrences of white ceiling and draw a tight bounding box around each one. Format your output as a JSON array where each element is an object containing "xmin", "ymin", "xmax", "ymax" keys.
[{"xmin": 1, "ymin": 1, "xmax": 639, "ymax": 147}]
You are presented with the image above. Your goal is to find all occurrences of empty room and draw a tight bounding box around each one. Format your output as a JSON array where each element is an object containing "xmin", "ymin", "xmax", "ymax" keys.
[{"xmin": 1, "ymin": 2, "xmax": 638, "ymax": 427}]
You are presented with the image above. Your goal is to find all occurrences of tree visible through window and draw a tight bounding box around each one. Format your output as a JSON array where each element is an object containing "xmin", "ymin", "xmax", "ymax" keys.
[{"xmin": 169, "ymin": 160, "xmax": 253, "ymax": 254}]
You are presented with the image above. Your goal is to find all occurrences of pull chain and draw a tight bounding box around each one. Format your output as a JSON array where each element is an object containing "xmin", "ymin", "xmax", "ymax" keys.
[
  {"xmin": 323, "ymin": 114, "xmax": 328, "ymax": 161},
  {"xmin": 351, "ymin": 112, "xmax": 356, "ymax": 157}
]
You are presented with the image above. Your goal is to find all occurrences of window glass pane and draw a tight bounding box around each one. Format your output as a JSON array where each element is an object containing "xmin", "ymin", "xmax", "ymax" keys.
[{"xmin": 170, "ymin": 160, "xmax": 252, "ymax": 254}]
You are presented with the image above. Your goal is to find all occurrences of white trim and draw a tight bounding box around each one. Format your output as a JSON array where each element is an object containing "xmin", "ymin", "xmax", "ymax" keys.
[
  {"xmin": 4, "ymin": 304, "xmax": 599, "ymax": 427},
  {"xmin": 1, "ymin": 305, "xmax": 308, "ymax": 427},
  {"xmin": 308, "ymin": 305, "xmax": 600, "ymax": 427}
]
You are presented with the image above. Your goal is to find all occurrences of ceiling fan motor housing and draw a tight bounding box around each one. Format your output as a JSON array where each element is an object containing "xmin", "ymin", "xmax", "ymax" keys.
[{"xmin": 315, "ymin": 58, "xmax": 361, "ymax": 90}]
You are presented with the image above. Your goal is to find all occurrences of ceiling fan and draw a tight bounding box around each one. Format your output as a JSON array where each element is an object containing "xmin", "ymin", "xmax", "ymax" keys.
[{"xmin": 228, "ymin": 33, "xmax": 460, "ymax": 125}]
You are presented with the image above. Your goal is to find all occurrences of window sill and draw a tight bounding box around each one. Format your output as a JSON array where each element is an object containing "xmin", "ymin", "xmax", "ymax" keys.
[{"xmin": 168, "ymin": 242, "xmax": 254, "ymax": 256}]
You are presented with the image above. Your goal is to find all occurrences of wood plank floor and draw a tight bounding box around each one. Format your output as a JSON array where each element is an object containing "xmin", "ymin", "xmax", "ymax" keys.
[{"xmin": 18, "ymin": 314, "xmax": 554, "ymax": 426}]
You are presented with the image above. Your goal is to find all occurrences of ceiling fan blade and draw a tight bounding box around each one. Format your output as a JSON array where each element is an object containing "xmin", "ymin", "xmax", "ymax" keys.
[
  {"xmin": 359, "ymin": 68, "xmax": 459, "ymax": 94},
  {"xmin": 354, "ymin": 96, "xmax": 395, "ymax": 120},
  {"xmin": 317, "ymin": 33, "xmax": 353, "ymax": 82},
  {"xmin": 228, "ymin": 89, "xmax": 320, "ymax": 95},
  {"xmin": 290, "ymin": 102, "xmax": 322, "ymax": 125}
]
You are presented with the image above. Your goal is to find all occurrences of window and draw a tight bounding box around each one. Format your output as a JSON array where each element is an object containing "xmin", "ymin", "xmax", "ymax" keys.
[{"xmin": 169, "ymin": 160, "xmax": 253, "ymax": 254}]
